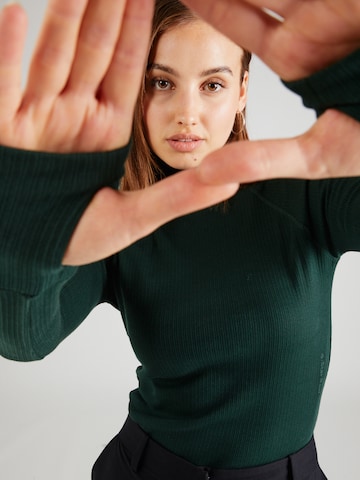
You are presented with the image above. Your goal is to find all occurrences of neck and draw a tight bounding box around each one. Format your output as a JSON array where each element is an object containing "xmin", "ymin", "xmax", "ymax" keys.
[{"xmin": 153, "ymin": 154, "xmax": 182, "ymax": 179}]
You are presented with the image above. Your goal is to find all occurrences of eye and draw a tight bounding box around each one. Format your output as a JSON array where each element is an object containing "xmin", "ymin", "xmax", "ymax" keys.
[
  {"xmin": 151, "ymin": 78, "xmax": 173, "ymax": 90},
  {"xmin": 204, "ymin": 81, "xmax": 224, "ymax": 93}
]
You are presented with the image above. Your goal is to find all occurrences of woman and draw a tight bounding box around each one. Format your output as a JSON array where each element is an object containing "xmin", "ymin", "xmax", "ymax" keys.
[
  {"xmin": 90, "ymin": 1, "xmax": 345, "ymax": 479},
  {"xmin": 0, "ymin": 0, "xmax": 360, "ymax": 479}
]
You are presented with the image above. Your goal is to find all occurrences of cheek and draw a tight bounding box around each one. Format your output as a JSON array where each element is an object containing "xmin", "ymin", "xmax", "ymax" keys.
[{"xmin": 208, "ymin": 101, "xmax": 238, "ymax": 141}]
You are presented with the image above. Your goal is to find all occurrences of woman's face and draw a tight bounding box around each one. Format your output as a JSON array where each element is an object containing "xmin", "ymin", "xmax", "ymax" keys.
[{"xmin": 144, "ymin": 19, "xmax": 248, "ymax": 170}]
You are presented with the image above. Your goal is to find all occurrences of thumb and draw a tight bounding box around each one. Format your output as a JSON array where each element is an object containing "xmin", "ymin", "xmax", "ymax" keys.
[
  {"xmin": 63, "ymin": 169, "xmax": 239, "ymax": 266},
  {"xmin": 197, "ymin": 110, "xmax": 360, "ymax": 185}
]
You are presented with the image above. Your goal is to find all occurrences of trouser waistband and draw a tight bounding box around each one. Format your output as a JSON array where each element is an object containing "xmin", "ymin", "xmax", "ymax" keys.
[{"xmin": 118, "ymin": 416, "xmax": 323, "ymax": 480}]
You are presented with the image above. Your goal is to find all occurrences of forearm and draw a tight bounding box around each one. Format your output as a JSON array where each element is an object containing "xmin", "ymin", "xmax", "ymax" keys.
[
  {"xmin": 0, "ymin": 145, "xmax": 127, "ymax": 283},
  {"xmin": 0, "ymin": 144, "xmax": 128, "ymax": 361},
  {"xmin": 282, "ymin": 49, "xmax": 360, "ymax": 122}
]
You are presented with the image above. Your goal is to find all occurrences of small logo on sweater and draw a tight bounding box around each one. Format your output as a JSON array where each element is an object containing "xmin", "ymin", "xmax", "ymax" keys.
[{"xmin": 318, "ymin": 352, "xmax": 326, "ymax": 395}]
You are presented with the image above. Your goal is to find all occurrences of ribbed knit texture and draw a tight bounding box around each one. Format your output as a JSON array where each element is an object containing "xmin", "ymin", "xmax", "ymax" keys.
[
  {"xmin": 0, "ymin": 50, "xmax": 359, "ymax": 466},
  {"xmin": 0, "ymin": 145, "xmax": 128, "ymax": 359},
  {"xmin": 283, "ymin": 48, "xmax": 360, "ymax": 120},
  {"xmin": 116, "ymin": 178, "xmax": 353, "ymax": 467}
]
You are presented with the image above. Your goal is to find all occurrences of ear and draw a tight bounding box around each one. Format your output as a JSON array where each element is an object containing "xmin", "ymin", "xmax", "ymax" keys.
[{"xmin": 238, "ymin": 70, "xmax": 249, "ymax": 112}]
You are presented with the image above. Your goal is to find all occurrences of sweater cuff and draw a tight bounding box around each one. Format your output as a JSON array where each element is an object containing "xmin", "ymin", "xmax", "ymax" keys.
[
  {"xmin": 0, "ymin": 144, "xmax": 129, "ymax": 294},
  {"xmin": 282, "ymin": 49, "xmax": 360, "ymax": 121}
]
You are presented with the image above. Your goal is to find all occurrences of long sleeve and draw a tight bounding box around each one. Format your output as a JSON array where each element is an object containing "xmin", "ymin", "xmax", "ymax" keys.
[
  {"xmin": 281, "ymin": 49, "xmax": 360, "ymax": 254},
  {"xmin": 282, "ymin": 49, "xmax": 360, "ymax": 121},
  {"xmin": 0, "ymin": 144, "xmax": 128, "ymax": 361}
]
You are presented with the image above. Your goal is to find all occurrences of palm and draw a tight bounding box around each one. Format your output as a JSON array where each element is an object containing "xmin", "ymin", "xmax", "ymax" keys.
[
  {"xmin": 0, "ymin": 0, "xmax": 153, "ymax": 152},
  {"xmin": 9, "ymin": 94, "xmax": 122, "ymax": 152},
  {"xmin": 183, "ymin": 0, "xmax": 360, "ymax": 80}
]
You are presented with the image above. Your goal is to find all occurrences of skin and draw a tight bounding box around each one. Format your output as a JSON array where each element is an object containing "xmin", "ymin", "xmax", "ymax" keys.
[
  {"xmin": 0, "ymin": 0, "xmax": 153, "ymax": 152},
  {"xmin": 144, "ymin": 20, "xmax": 247, "ymax": 170},
  {"xmin": 180, "ymin": 0, "xmax": 360, "ymax": 187},
  {"xmin": 182, "ymin": 0, "xmax": 360, "ymax": 81},
  {"xmin": 0, "ymin": 1, "xmax": 238, "ymax": 266},
  {"xmin": 0, "ymin": 1, "xmax": 359, "ymax": 266}
]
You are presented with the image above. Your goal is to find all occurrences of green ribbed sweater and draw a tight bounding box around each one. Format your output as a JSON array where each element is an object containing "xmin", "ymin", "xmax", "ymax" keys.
[{"xmin": 1, "ymin": 51, "xmax": 360, "ymax": 468}]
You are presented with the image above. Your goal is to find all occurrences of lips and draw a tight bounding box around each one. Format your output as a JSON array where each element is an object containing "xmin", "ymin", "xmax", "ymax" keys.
[{"xmin": 167, "ymin": 134, "xmax": 204, "ymax": 153}]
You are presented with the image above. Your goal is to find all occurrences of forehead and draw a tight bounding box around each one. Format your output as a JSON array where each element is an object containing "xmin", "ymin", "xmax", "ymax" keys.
[{"xmin": 153, "ymin": 20, "xmax": 243, "ymax": 73}]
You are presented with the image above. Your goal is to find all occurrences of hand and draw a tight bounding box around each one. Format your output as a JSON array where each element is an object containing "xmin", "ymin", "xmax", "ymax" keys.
[
  {"xmin": 182, "ymin": 0, "xmax": 360, "ymax": 80},
  {"xmin": 0, "ymin": 0, "xmax": 153, "ymax": 152},
  {"xmin": 196, "ymin": 109, "xmax": 360, "ymax": 184},
  {"xmin": 62, "ymin": 171, "xmax": 239, "ymax": 265},
  {"xmin": 63, "ymin": 109, "xmax": 360, "ymax": 266}
]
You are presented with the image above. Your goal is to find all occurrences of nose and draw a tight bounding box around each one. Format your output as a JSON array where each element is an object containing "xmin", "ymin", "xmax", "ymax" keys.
[
  {"xmin": 176, "ymin": 113, "xmax": 197, "ymax": 126},
  {"xmin": 174, "ymin": 90, "xmax": 199, "ymax": 126}
]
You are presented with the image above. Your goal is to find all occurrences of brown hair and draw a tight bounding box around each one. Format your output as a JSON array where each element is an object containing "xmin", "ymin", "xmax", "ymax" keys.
[{"xmin": 121, "ymin": 0, "xmax": 252, "ymax": 191}]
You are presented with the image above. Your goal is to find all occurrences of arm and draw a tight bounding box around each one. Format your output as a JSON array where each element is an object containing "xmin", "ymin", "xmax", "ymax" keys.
[
  {"xmin": 0, "ymin": 144, "xmax": 127, "ymax": 361},
  {"xmin": 0, "ymin": 0, "xmax": 237, "ymax": 359},
  {"xmin": 0, "ymin": 261, "xmax": 106, "ymax": 361},
  {"xmin": 0, "ymin": 0, "xmax": 153, "ymax": 361},
  {"xmin": 283, "ymin": 49, "xmax": 360, "ymax": 122}
]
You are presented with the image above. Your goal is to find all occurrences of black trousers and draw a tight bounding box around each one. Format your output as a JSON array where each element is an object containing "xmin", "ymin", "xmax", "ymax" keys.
[{"xmin": 92, "ymin": 416, "xmax": 327, "ymax": 480}]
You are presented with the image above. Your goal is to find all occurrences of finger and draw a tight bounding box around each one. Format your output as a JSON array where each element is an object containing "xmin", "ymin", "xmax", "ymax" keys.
[
  {"xmin": 25, "ymin": 0, "xmax": 88, "ymax": 99},
  {"xmin": 243, "ymin": 1, "xmax": 295, "ymax": 19},
  {"xmin": 184, "ymin": 0, "xmax": 295, "ymax": 31},
  {"xmin": 183, "ymin": 0, "xmax": 275, "ymax": 46},
  {"xmin": 185, "ymin": 0, "xmax": 360, "ymax": 80},
  {"xmin": 182, "ymin": 1, "xmax": 281, "ymax": 63},
  {"xmin": 197, "ymin": 110, "xmax": 360, "ymax": 185},
  {"xmin": 66, "ymin": 0, "xmax": 126, "ymax": 94},
  {"xmin": 63, "ymin": 110, "xmax": 360, "ymax": 266},
  {"xmin": 63, "ymin": 172, "xmax": 238, "ymax": 265},
  {"xmin": 100, "ymin": 0, "xmax": 154, "ymax": 130},
  {"xmin": 197, "ymin": 136, "xmax": 309, "ymax": 185},
  {"xmin": 181, "ymin": 1, "xmax": 317, "ymax": 80},
  {"xmin": 183, "ymin": 0, "xmax": 296, "ymax": 71},
  {"xmin": 0, "ymin": 4, "xmax": 27, "ymax": 114}
]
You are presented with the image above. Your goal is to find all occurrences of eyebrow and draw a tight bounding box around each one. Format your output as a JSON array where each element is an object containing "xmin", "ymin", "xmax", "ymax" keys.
[
  {"xmin": 201, "ymin": 66, "xmax": 234, "ymax": 77},
  {"xmin": 147, "ymin": 63, "xmax": 234, "ymax": 77}
]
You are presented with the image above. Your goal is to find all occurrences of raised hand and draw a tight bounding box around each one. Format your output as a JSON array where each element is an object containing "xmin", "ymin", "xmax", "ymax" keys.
[
  {"xmin": 0, "ymin": 0, "xmax": 153, "ymax": 152},
  {"xmin": 182, "ymin": 0, "xmax": 360, "ymax": 80}
]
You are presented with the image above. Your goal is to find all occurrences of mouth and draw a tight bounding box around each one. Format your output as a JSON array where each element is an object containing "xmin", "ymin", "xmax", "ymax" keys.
[{"xmin": 167, "ymin": 134, "xmax": 204, "ymax": 153}]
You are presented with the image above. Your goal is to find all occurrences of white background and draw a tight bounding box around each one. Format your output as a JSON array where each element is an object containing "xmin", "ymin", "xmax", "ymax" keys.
[{"xmin": 0, "ymin": 1, "xmax": 359, "ymax": 478}]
